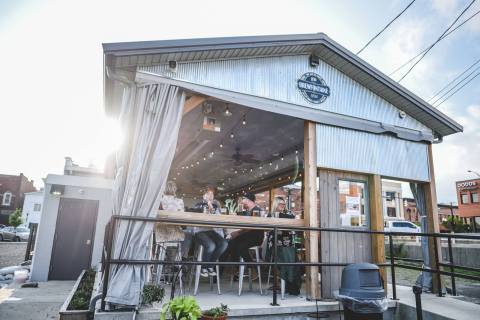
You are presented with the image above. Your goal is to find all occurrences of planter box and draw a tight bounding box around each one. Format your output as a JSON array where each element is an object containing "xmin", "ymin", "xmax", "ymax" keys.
[{"xmin": 59, "ymin": 270, "xmax": 93, "ymax": 320}]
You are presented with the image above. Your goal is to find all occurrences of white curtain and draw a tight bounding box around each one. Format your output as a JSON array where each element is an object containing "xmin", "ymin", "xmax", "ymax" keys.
[{"xmin": 105, "ymin": 83, "xmax": 185, "ymax": 306}]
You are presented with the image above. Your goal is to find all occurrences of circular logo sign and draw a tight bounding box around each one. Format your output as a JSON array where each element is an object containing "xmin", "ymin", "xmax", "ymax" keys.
[{"xmin": 297, "ymin": 72, "xmax": 330, "ymax": 104}]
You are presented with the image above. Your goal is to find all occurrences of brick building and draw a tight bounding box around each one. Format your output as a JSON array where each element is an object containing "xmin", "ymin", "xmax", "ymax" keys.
[
  {"xmin": 0, "ymin": 173, "xmax": 37, "ymax": 225},
  {"xmin": 456, "ymin": 178, "xmax": 480, "ymax": 231}
]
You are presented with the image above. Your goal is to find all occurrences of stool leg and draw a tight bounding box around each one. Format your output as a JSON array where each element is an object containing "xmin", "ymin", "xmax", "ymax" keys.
[
  {"xmin": 238, "ymin": 258, "xmax": 244, "ymax": 296},
  {"xmin": 177, "ymin": 243, "xmax": 184, "ymax": 296},
  {"xmin": 216, "ymin": 264, "xmax": 221, "ymax": 295},
  {"xmin": 281, "ymin": 279, "xmax": 285, "ymax": 300},
  {"xmin": 248, "ymin": 268, "xmax": 253, "ymax": 292},
  {"xmin": 157, "ymin": 246, "xmax": 166, "ymax": 284},
  {"xmin": 255, "ymin": 247, "xmax": 263, "ymax": 295},
  {"xmin": 194, "ymin": 246, "xmax": 203, "ymax": 296}
]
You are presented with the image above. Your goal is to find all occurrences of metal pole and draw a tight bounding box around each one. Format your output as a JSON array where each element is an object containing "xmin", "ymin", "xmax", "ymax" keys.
[
  {"xmin": 271, "ymin": 227, "xmax": 279, "ymax": 306},
  {"xmin": 388, "ymin": 234, "xmax": 397, "ymax": 300},
  {"xmin": 101, "ymin": 217, "xmax": 115, "ymax": 311},
  {"xmin": 433, "ymin": 237, "xmax": 443, "ymax": 297},
  {"xmin": 413, "ymin": 285, "xmax": 423, "ymax": 320},
  {"xmin": 447, "ymin": 236, "xmax": 456, "ymax": 296}
]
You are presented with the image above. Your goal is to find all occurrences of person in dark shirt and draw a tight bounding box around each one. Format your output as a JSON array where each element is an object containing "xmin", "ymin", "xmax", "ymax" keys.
[{"xmin": 223, "ymin": 192, "xmax": 264, "ymax": 265}]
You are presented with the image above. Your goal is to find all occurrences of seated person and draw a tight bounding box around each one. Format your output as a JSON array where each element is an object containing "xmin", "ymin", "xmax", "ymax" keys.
[
  {"xmin": 223, "ymin": 192, "xmax": 264, "ymax": 267},
  {"xmin": 192, "ymin": 186, "xmax": 228, "ymax": 277},
  {"xmin": 266, "ymin": 196, "xmax": 302, "ymax": 296},
  {"xmin": 156, "ymin": 181, "xmax": 186, "ymax": 244}
]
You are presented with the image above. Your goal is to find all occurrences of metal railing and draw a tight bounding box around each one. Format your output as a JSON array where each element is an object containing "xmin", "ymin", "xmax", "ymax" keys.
[{"xmin": 99, "ymin": 215, "xmax": 480, "ymax": 311}]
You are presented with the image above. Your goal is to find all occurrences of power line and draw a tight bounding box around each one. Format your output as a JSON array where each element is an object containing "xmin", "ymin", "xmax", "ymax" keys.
[
  {"xmin": 434, "ymin": 70, "xmax": 480, "ymax": 107},
  {"xmin": 398, "ymin": 0, "xmax": 477, "ymax": 82},
  {"xmin": 430, "ymin": 61, "xmax": 480, "ymax": 104},
  {"xmin": 357, "ymin": 0, "xmax": 417, "ymax": 55},
  {"xmin": 390, "ymin": 9, "xmax": 480, "ymax": 76}
]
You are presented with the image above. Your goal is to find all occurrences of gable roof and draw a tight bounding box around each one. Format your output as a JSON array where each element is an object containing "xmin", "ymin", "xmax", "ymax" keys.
[{"xmin": 103, "ymin": 33, "xmax": 462, "ymax": 138}]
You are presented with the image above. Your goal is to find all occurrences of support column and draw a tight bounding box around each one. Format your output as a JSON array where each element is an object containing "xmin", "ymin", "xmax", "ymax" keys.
[
  {"xmin": 424, "ymin": 143, "xmax": 443, "ymax": 294},
  {"xmin": 303, "ymin": 121, "xmax": 320, "ymax": 300},
  {"xmin": 369, "ymin": 175, "xmax": 387, "ymax": 293}
]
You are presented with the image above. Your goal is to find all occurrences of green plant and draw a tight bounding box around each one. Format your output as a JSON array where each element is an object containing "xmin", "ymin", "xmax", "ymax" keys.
[
  {"xmin": 442, "ymin": 216, "xmax": 471, "ymax": 233},
  {"xmin": 68, "ymin": 269, "xmax": 96, "ymax": 310},
  {"xmin": 161, "ymin": 296, "xmax": 202, "ymax": 320},
  {"xmin": 142, "ymin": 283, "xmax": 165, "ymax": 305},
  {"xmin": 224, "ymin": 199, "xmax": 238, "ymax": 215},
  {"xmin": 8, "ymin": 208, "xmax": 23, "ymax": 228},
  {"xmin": 202, "ymin": 304, "xmax": 229, "ymax": 318}
]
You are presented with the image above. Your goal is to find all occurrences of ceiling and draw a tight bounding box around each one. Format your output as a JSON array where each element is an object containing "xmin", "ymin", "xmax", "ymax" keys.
[{"xmin": 169, "ymin": 99, "xmax": 304, "ymax": 198}]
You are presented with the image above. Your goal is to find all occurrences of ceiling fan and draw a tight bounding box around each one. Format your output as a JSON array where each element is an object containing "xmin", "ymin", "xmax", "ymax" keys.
[{"xmin": 229, "ymin": 147, "xmax": 261, "ymax": 166}]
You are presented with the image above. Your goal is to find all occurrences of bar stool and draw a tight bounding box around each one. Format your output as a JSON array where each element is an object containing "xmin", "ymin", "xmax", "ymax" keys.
[
  {"xmin": 230, "ymin": 246, "xmax": 263, "ymax": 296},
  {"xmin": 192, "ymin": 244, "xmax": 221, "ymax": 295},
  {"xmin": 153, "ymin": 241, "xmax": 184, "ymax": 295},
  {"xmin": 266, "ymin": 263, "xmax": 286, "ymax": 300}
]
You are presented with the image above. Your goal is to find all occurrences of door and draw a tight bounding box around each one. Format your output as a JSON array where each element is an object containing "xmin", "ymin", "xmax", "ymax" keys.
[{"xmin": 49, "ymin": 198, "xmax": 98, "ymax": 280}]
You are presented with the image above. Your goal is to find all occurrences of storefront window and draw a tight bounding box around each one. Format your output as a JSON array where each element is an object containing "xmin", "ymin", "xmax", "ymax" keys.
[
  {"xmin": 471, "ymin": 192, "xmax": 479, "ymax": 203},
  {"xmin": 339, "ymin": 180, "xmax": 368, "ymax": 227},
  {"xmin": 461, "ymin": 193, "xmax": 469, "ymax": 204}
]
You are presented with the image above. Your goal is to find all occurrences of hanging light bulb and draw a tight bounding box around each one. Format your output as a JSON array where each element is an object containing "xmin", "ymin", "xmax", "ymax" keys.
[
  {"xmin": 269, "ymin": 161, "xmax": 272, "ymax": 166},
  {"xmin": 234, "ymin": 170, "xmax": 238, "ymax": 174},
  {"xmin": 196, "ymin": 161, "xmax": 200, "ymax": 165},
  {"xmin": 230, "ymin": 132, "xmax": 235, "ymax": 139},
  {"xmin": 173, "ymin": 177, "xmax": 177, "ymax": 180},
  {"xmin": 250, "ymin": 168, "xmax": 253, "ymax": 172},
  {"xmin": 220, "ymin": 142, "xmax": 223, "ymax": 148},
  {"xmin": 259, "ymin": 166, "xmax": 263, "ymax": 170},
  {"xmin": 281, "ymin": 155, "xmax": 284, "ymax": 161},
  {"xmin": 295, "ymin": 148, "xmax": 299, "ymax": 155},
  {"xmin": 190, "ymin": 164, "xmax": 194, "ymax": 168},
  {"xmin": 203, "ymin": 155, "xmax": 207, "ymax": 161},
  {"xmin": 177, "ymin": 172, "xmax": 180, "ymax": 175},
  {"xmin": 224, "ymin": 104, "xmax": 232, "ymax": 117},
  {"xmin": 242, "ymin": 116, "xmax": 246, "ymax": 125},
  {"xmin": 210, "ymin": 151, "xmax": 214, "ymax": 157},
  {"xmin": 181, "ymin": 166, "xmax": 185, "ymax": 170}
]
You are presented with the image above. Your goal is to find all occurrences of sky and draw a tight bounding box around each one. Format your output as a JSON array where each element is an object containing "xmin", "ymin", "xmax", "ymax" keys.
[{"xmin": 0, "ymin": 0, "xmax": 479, "ymax": 204}]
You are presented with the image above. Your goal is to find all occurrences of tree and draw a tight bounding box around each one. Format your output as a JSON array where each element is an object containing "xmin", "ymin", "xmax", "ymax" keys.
[{"xmin": 9, "ymin": 208, "xmax": 23, "ymax": 228}]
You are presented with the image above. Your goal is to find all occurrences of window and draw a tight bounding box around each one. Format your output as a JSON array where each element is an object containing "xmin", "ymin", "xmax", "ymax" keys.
[
  {"xmin": 339, "ymin": 180, "xmax": 368, "ymax": 227},
  {"xmin": 471, "ymin": 192, "xmax": 479, "ymax": 203},
  {"xmin": 2, "ymin": 191, "xmax": 12, "ymax": 206},
  {"xmin": 461, "ymin": 193, "xmax": 469, "ymax": 204},
  {"xmin": 385, "ymin": 191, "xmax": 395, "ymax": 202},
  {"xmin": 33, "ymin": 203, "xmax": 42, "ymax": 211},
  {"xmin": 387, "ymin": 207, "xmax": 397, "ymax": 217}
]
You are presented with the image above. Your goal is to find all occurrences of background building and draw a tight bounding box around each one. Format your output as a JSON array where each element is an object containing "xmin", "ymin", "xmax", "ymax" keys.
[
  {"xmin": 22, "ymin": 190, "xmax": 44, "ymax": 226},
  {"xmin": 382, "ymin": 180, "xmax": 404, "ymax": 220},
  {"xmin": 456, "ymin": 178, "xmax": 480, "ymax": 232},
  {"xmin": 0, "ymin": 173, "xmax": 37, "ymax": 225}
]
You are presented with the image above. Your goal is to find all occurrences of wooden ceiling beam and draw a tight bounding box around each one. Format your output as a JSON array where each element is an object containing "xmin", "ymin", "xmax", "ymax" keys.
[{"xmin": 183, "ymin": 95, "xmax": 207, "ymax": 115}]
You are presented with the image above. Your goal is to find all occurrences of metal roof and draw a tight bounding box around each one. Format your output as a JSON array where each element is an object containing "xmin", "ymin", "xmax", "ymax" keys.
[{"xmin": 103, "ymin": 33, "xmax": 463, "ymax": 137}]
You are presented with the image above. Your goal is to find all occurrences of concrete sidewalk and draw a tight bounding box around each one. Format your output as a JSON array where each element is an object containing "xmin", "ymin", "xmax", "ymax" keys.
[
  {"xmin": 395, "ymin": 285, "xmax": 480, "ymax": 320},
  {"xmin": 0, "ymin": 281, "xmax": 74, "ymax": 320}
]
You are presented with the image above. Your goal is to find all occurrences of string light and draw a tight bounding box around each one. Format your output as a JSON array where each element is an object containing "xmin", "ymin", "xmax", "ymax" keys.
[
  {"xmin": 196, "ymin": 161, "xmax": 200, "ymax": 165},
  {"xmin": 242, "ymin": 116, "xmax": 246, "ymax": 125},
  {"xmin": 177, "ymin": 172, "xmax": 180, "ymax": 175},
  {"xmin": 281, "ymin": 155, "xmax": 284, "ymax": 161},
  {"xmin": 269, "ymin": 162, "xmax": 272, "ymax": 166},
  {"xmin": 225, "ymin": 104, "xmax": 232, "ymax": 117},
  {"xmin": 203, "ymin": 155, "xmax": 207, "ymax": 161},
  {"xmin": 219, "ymin": 143, "xmax": 223, "ymax": 148},
  {"xmin": 295, "ymin": 148, "xmax": 298, "ymax": 155},
  {"xmin": 230, "ymin": 132, "xmax": 235, "ymax": 139}
]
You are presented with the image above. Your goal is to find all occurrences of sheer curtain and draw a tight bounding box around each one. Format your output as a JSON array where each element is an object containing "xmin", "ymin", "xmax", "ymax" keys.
[
  {"xmin": 410, "ymin": 182, "xmax": 433, "ymax": 291},
  {"xmin": 105, "ymin": 83, "xmax": 185, "ymax": 306}
]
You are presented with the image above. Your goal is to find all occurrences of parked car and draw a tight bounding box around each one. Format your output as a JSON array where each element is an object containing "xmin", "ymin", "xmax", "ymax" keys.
[
  {"xmin": 0, "ymin": 224, "xmax": 6, "ymax": 230},
  {"xmin": 0, "ymin": 226, "xmax": 30, "ymax": 242},
  {"xmin": 384, "ymin": 220, "xmax": 421, "ymax": 234}
]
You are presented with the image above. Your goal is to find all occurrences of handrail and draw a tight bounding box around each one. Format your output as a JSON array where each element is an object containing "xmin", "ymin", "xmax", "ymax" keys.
[{"xmin": 100, "ymin": 214, "xmax": 480, "ymax": 311}]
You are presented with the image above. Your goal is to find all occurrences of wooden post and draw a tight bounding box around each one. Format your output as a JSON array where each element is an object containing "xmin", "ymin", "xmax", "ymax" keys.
[
  {"xmin": 303, "ymin": 121, "xmax": 320, "ymax": 300},
  {"xmin": 424, "ymin": 143, "xmax": 443, "ymax": 294},
  {"xmin": 369, "ymin": 174, "xmax": 387, "ymax": 294}
]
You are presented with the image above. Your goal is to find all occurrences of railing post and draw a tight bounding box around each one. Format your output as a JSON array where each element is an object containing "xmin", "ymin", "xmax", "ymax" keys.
[
  {"xmin": 101, "ymin": 217, "xmax": 115, "ymax": 311},
  {"xmin": 271, "ymin": 227, "xmax": 279, "ymax": 306},
  {"xmin": 447, "ymin": 236, "xmax": 456, "ymax": 296},
  {"xmin": 388, "ymin": 234, "xmax": 397, "ymax": 300},
  {"xmin": 433, "ymin": 236, "xmax": 443, "ymax": 297}
]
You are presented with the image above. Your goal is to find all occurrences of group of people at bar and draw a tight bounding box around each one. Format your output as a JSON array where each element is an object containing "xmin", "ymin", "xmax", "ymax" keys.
[{"xmin": 155, "ymin": 181, "xmax": 302, "ymax": 295}]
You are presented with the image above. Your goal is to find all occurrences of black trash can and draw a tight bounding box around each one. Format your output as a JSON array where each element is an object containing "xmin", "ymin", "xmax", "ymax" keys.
[{"xmin": 336, "ymin": 263, "xmax": 388, "ymax": 320}]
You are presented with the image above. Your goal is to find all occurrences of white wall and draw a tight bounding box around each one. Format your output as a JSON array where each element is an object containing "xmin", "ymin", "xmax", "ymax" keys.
[
  {"xmin": 30, "ymin": 174, "xmax": 112, "ymax": 281},
  {"xmin": 22, "ymin": 191, "xmax": 44, "ymax": 225}
]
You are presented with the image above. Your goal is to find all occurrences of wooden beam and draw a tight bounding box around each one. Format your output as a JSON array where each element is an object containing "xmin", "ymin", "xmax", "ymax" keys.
[
  {"xmin": 424, "ymin": 143, "xmax": 443, "ymax": 294},
  {"xmin": 303, "ymin": 121, "xmax": 320, "ymax": 300},
  {"xmin": 183, "ymin": 95, "xmax": 206, "ymax": 115},
  {"xmin": 368, "ymin": 174, "xmax": 387, "ymax": 294},
  {"xmin": 156, "ymin": 210, "xmax": 305, "ymax": 229}
]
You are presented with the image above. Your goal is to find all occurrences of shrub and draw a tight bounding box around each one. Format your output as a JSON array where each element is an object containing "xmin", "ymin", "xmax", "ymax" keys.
[
  {"xmin": 203, "ymin": 304, "xmax": 229, "ymax": 318},
  {"xmin": 68, "ymin": 269, "xmax": 96, "ymax": 310},
  {"xmin": 8, "ymin": 209, "xmax": 23, "ymax": 228},
  {"xmin": 142, "ymin": 283, "xmax": 164, "ymax": 305}
]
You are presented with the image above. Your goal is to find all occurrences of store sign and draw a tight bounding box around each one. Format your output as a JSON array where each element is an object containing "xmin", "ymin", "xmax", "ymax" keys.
[
  {"xmin": 457, "ymin": 181, "xmax": 478, "ymax": 189},
  {"xmin": 297, "ymin": 72, "xmax": 330, "ymax": 104}
]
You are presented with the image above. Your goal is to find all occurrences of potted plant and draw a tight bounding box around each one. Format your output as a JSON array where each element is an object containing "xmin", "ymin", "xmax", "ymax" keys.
[
  {"xmin": 141, "ymin": 283, "xmax": 165, "ymax": 308},
  {"xmin": 160, "ymin": 296, "xmax": 202, "ymax": 320},
  {"xmin": 202, "ymin": 304, "xmax": 229, "ymax": 320}
]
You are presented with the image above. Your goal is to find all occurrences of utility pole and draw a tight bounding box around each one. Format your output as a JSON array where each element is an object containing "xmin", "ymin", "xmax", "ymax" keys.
[{"xmin": 450, "ymin": 202, "xmax": 455, "ymax": 232}]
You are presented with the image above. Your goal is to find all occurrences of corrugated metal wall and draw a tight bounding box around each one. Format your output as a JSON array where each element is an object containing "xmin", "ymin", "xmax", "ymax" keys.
[
  {"xmin": 140, "ymin": 55, "xmax": 431, "ymax": 133},
  {"xmin": 316, "ymin": 124, "xmax": 430, "ymax": 181}
]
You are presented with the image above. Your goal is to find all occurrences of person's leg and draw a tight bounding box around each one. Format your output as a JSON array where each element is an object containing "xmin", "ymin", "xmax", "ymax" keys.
[
  {"xmin": 209, "ymin": 232, "xmax": 228, "ymax": 262},
  {"xmin": 181, "ymin": 230, "xmax": 194, "ymax": 259},
  {"xmin": 194, "ymin": 231, "xmax": 215, "ymax": 269}
]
